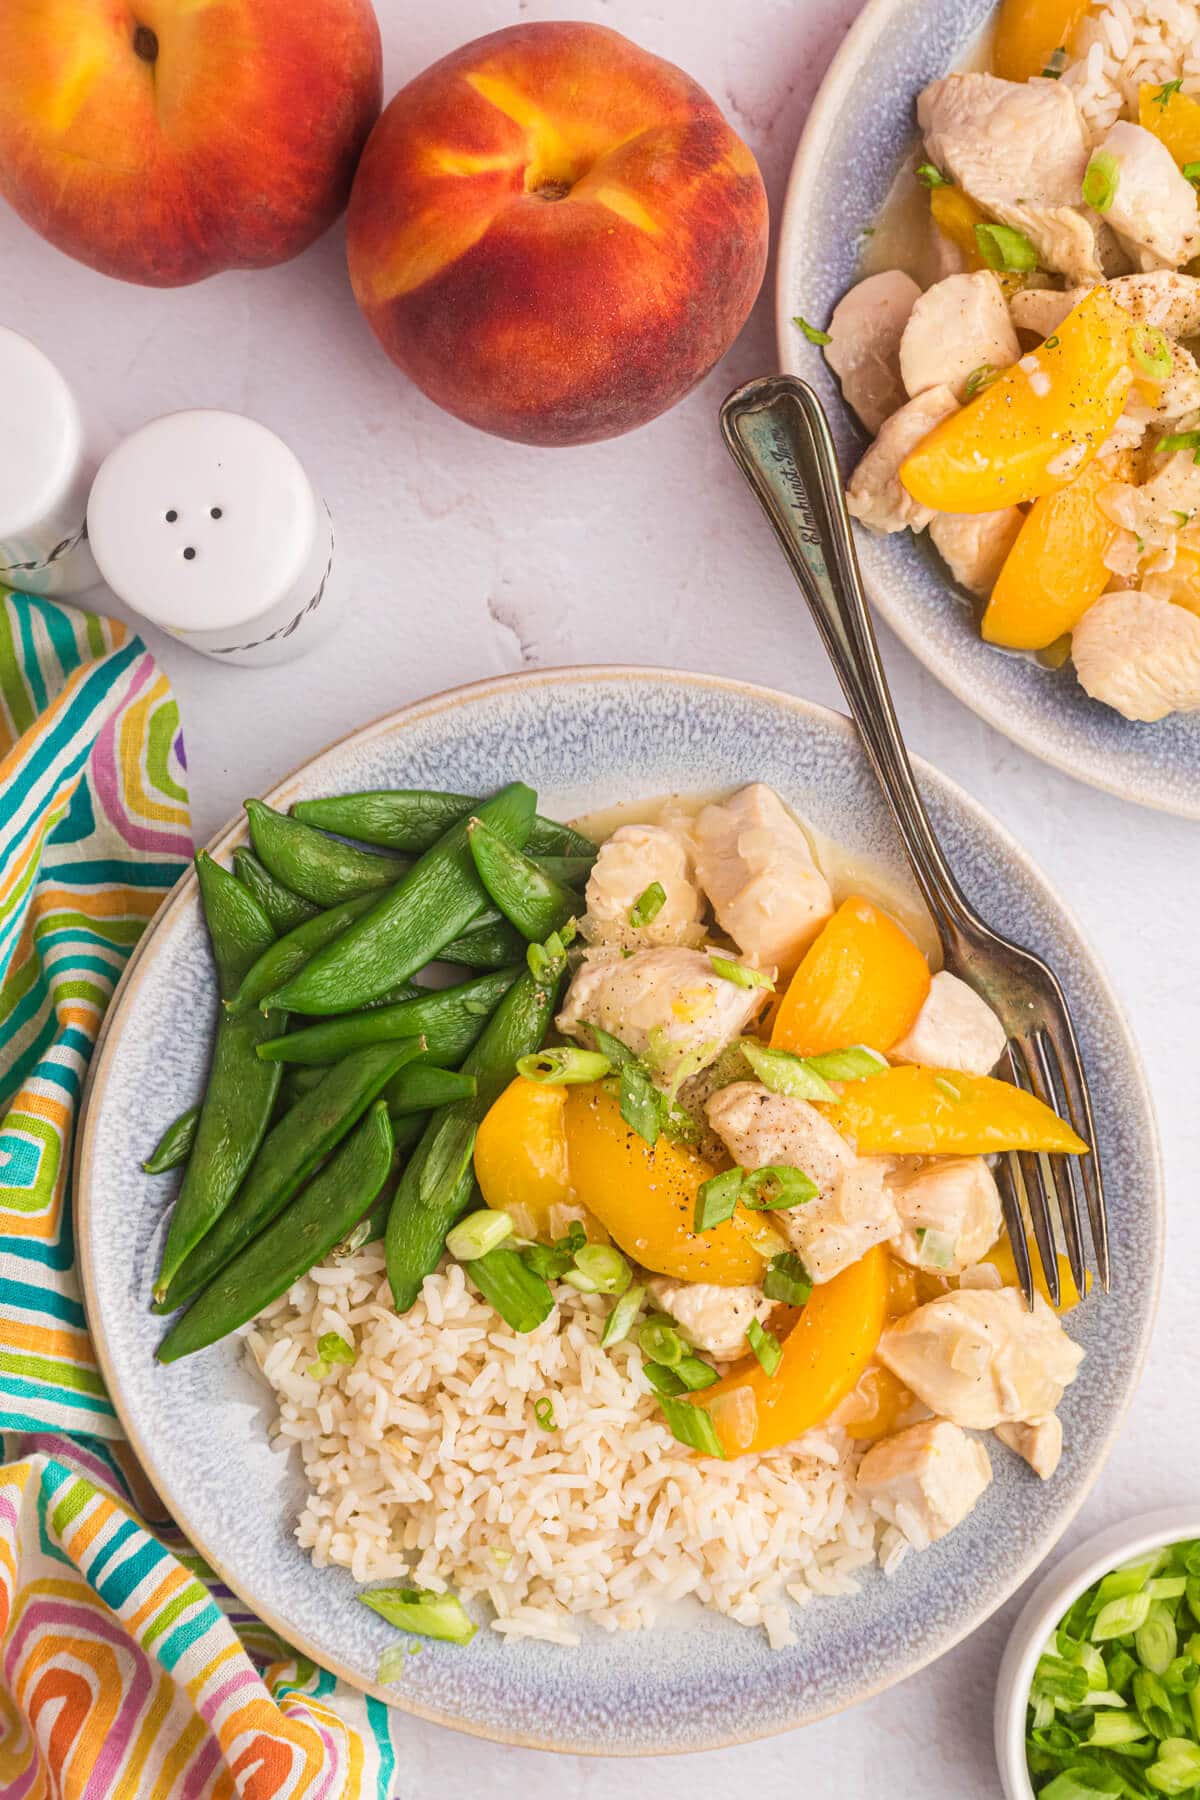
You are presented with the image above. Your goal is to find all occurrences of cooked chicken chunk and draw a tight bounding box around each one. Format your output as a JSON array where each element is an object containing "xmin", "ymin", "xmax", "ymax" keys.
[
  {"xmin": 856, "ymin": 1419, "xmax": 992, "ymax": 1546},
  {"xmin": 888, "ymin": 971, "xmax": 1007, "ymax": 1075},
  {"xmin": 1096, "ymin": 121, "xmax": 1200, "ymax": 273},
  {"xmin": 847, "ymin": 385, "xmax": 959, "ymax": 534},
  {"xmin": 1012, "ymin": 270, "xmax": 1200, "ymax": 342},
  {"xmin": 995, "ymin": 1414, "xmax": 1063, "ymax": 1481},
  {"xmin": 825, "ymin": 271, "xmax": 921, "ymax": 433},
  {"xmin": 1099, "ymin": 450, "xmax": 1200, "ymax": 549},
  {"xmin": 918, "ymin": 74, "xmax": 1103, "ymax": 283},
  {"xmin": 582, "ymin": 823, "xmax": 704, "ymax": 951},
  {"xmin": 877, "ymin": 1288, "xmax": 1083, "ymax": 1430},
  {"xmin": 888, "ymin": 1158, "xmax": 1003, "ymax": 1273},
  {"xmin": 646, "ymin": 1277, "xmax": 772, "ymax": 1362},
  {"xmin": 705, "ymin": 1082, "xmax": 899, "ymax": 1281},
  {"xmin": 929, "ymin": 507, "xmax": 1024, "ymax": 595},
  {"xmin": 1072, "ymin": 590, "xmax": 1200, "ymax": 721},
  {"xmin": 899, "ymin": 271, "xmax": 1021, "ymax": 402},
  {"xmin": 691, "ymin": 784, "xmax": 833, "ymax": 973},
  {"xmin": 557, "ymin": 947, "xmax": 768, "ymax": 1087}
]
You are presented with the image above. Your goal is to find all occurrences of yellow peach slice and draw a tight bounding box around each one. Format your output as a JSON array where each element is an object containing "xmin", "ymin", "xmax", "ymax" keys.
[
  {"xmin": 992, "ymin": 0, "xmax": 1090, "ymax": 82},
  {"xmin": 982, "ymin": 457, "xmax": 1124, "ymax": 650},
  {"xmin": 771, "ymin": 895, "xmax": 931, "ymax": 1058},
  {"xmin": 819, "ymin": 1066, "xmax": 1089, "ymax": 1156},
  {"xmin": 473, "ymin": 1076, "xmax": 573, "ymax": 1236}
]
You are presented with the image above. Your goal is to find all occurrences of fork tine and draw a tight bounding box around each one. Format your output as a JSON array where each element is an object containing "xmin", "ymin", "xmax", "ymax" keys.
[
  {"xmin": 1024, "ymin": 1032, "xmax": 1087, "ymax": 1301},
  {"xmin": 1042, "ymin": 999, "xmax": 1110, "ymax": 1293},
  {"xmin": 996, "ymin": 1151, "xmax": 1035, "ymax": 1308},
  {"xmin": 1000, "ymin": 1045, "xmax": 1060, "ymax": 1307}
]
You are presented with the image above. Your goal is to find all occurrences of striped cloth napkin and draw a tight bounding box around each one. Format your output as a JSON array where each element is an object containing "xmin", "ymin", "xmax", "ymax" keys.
[{"xmin": 0, "ymin": 591, "xmax": 405, "ymax": 1798}]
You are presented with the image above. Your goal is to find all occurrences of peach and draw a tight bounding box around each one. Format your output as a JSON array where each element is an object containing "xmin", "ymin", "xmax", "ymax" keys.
[
  {"xmin": 345, "ymin": 22, "xmax": 769, "ymax": 445},
  {"xmin": 0, "ymin": 0, "xmax": 382, "ymax": 287}
]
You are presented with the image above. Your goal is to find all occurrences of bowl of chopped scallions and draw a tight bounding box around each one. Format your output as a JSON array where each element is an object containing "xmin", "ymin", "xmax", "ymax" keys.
[{"xmin": 996, "ymin": 1510, "xmax": 1200, "ymax": 1800}]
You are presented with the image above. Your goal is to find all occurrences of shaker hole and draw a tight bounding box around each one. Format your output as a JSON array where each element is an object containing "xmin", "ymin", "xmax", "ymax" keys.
[
  {"xmin": 183, "ymin": 546, "xmax": 197, "ymax": 561},
  {"xmin": 210, "ymin": 507, "xmax": 223, "ymax": 520},
  {"xmin": 165, "ymin": 509, "xmax": 178, "ymax": 523}
]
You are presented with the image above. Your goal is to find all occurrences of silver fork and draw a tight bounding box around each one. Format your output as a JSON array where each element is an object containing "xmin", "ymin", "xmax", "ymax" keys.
[{"xmin": 720, "ymin": 373, "xmax": 1108, "ymax": 1308}]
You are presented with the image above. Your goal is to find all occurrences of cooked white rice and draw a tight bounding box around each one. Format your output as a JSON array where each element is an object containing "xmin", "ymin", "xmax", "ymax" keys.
[
  {"xmin": 247, "ymin": 1252, "xmax": 911, "ymax": 1648},
  {"xmin": 1062, "ymin": 0, "xmax": 1200, "ymax": 140}
]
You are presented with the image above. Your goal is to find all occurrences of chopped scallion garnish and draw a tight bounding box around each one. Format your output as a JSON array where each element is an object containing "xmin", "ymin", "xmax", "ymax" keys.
[
  {"xmin": 468, "ymin": 1247, "xmax": 555, "ymax": 1333},
  {"xmin": 629, "ymin": 881, "xmax": 667, "ymax": 928},
  {"xmin": 1082, "ymin": 151, "xmax": 1120, "ymax": 213},
  {"xmin": 740, "ymin": 1038, "xmax": 835, "ymax": 1101},
  {"xmin": 915, "ymin": 1226, "xmax": 958, "ymax": 1269},
  {"xmin": 762, "ymin": 1251, "xmax": 813, "ymax": 1307},
  {"xmin": 362, "ymin": 1585, "xmax": 477, "ymax": 1646},
  {"xmin": 793, "ymin": 314, "xmax": 832, "ymax": 345},
  {"xmin": 934, "ymin": 1075, "xmax": 962, "ymax": 1102},
  {"xmin": 640, "ymin": 1318, "xmax": 687, "ymax": 1367},
  {"xmin": 657, "ymin": 1393, "xmax": 725, "ymax": 1457},
  {"xmin": 802, "ymin": 1045, "xmax": 887, "ymax": 1082},
  {"xmin": 916, "ymin": 161, "xmax": 953, "ymax": 188},
  {"xmin": 710, "ymin": 953, "xmax": 774, "ymax": 992},
  {"xmin": 1041, "ymin": 45, "xmax": 1067, "ymax": 78},
  {"xmin": 747, "ymin": 1317, "xmax": 782, "ymax": 1377},
  {"xmin": 1132, "ymin": 324, "xmax": 1172, "ymax": 382},
  {"xmin": 674, "ymin": 1353, "xmax": 719, "ymax": 1392},
  {"xmin": 740, "ymin": 1164, "xmax": 818, "ymax": 1211},
  {"xmin": 1185, "ymin": 161, "xmax": 1200, "ymax": 186},
  {"xmin": 600, "ymin": 1282, "xmax": 645, "ymax": 1347},
  {"xmin": 1155, "ymin": 78, "xmax": 1184, "ymax": 107},
  {"xmin": 568, "ymin": 1243, "xmax": 632, "ymax": 1296},
  {"xmin": 963, "ymin": 363, "xmax": 1001, "ymax": 402},
  {"xmin": 522, "ymin": 1220, "xmax": 586, "ymax": 1280},
  {"xmin": 533, "ymin": 1395, "xmax": 558, "ymax": 1432},
  {"xmin": 445, "ymin": 1208, "xmax": 513, "ymax": 1261},
  {"xmin": 1157, "ymin": 428, "xmax": 1200, "ymax": 463},
  {"xmin": 307, "ymin": 1331, "xmax": 356, "ymax": 1377},
  {"xmin": 974, "ymin": 222, "xmax": 1038, "ymax": 271},
  {"xmin": 694, "ymin": 1166, "xmax": 745, "ymax": 1231},
  {"xmin": 517, "ymin": 1046, "xmax": 611, "ymax": 1085}
]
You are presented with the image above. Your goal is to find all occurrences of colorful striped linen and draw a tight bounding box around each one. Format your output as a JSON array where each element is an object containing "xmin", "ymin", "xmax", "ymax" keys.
[{"xmin": 0, "ymin": 593, "xmax": 403, "ymax": 1797}]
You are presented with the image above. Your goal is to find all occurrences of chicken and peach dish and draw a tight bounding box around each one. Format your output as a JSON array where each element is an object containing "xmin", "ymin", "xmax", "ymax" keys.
[
  {"xmin": 214, "ymin": 782, "xmax": 1092, "ymax": 1649},
  {"xmin": 814, "ymin": 0, "xmax": 1200, "ymax": 723}
]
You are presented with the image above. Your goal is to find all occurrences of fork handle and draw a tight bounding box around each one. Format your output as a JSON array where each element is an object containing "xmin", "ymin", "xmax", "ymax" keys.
[{"xmin": 720, "ymin": 373, "xmax": 975, "ymax": 950}]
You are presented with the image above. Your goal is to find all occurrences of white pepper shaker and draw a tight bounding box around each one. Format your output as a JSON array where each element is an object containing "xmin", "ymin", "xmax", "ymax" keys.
[
  {"xmin": 0, "ymin": 327, "xmax": 99, "ymax": 596},
  {"xmin": 86, "ymin": 409, "xmax": 341, "ymax": 667}
]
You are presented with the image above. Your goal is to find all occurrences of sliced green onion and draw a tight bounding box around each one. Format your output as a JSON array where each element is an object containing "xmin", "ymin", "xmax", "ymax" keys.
[
  {"xmin": 1087, "ymin": 1714, "xmax": 1148, "ymax": 1748},
  {"xmin": 674, "ymin": 1353, "xmax": 719, "ymax": 1391},
  {"xmin": 640, "ymin": 1319, "xmax": 687, "ymax": 1366},
  {"xmin": 643, "ymin": 1360, "xmax": 685, "ymax": 1396},
  {"xmin": 1093, "ymin": 1591, "xmax": 1153, "ymax": 1641},
  {"xmin": 1044, "ymin": 335, "xmax": 1060, "ymax": 349},
  {"xmin": 588, "ymin": 1026, "xmax": 640, "ymax": 1071},
  {"xmin": 1083, "ymin": 151, "xmax": 1120, "ymax": 213},
  {"xmin": 916, "ymin": 161, "xmax": 953, "ymax": 187},
  {"xmin": 1041, "ymin": 45, "xmax": 1067, "ymax": 78},
  {"xmin": 517, "ymin": 1046, "xmax": 611, "ymax": 1085},
  {"xmin": 1172, "ymin": 510, "xmax": 1193, "ymax": 527},
  {"xmin": 571, "ymin": 1243, "xmax": 631, "ymax": 1296},
  {"xmin": 710, "ymin": 953, "xmax": 774, "ymax": 991},
  {"xmin": 533, "ymin": 1395, "xmax": 558, "ymax": 1432},
  {"xmin": 793, "ymin": 314, "xmax": 832, "ymax": 346},
  {"xmin": 1137, "ymin": 1603, "xmax": 1179, "ymax": 1677},
  {"xmin": 469, "ymin": 1247, "xmax": 554, "ymax": 1333},
  {"xmin": 600, "ymin": 1282, "xmax": 645, "ymax": 1347},
  {"xmin": 915, "ymin": 1226, "xmax": 958, "ymax": 1269},
  {"xmin": 1184, "ymin": 161, "xmax": 1200, "ymax": 186},
  {"xmin": 629, "ymin": 882, "xmax": 667, "ymax": 928},
  {"xmin": 446, "ymin": 1208, "xmax": 513, "ymax": 1261},
  {"xmin": 963, "ymin": 363, "xmax": 1002, "ymax": 401},
  {"xmin": 1132, "ymin": 325, "xmax": 1173, "ymax": 382},
  {"xmin": 934, "ymin": 1075, "xmax": 963, "ymax": 1102},
  {"xmin": 975, "ymin": 222, "xmax": 1038, "ymax": 271},
  {"xmin": 657, "ymin": 1393, "xmax": 725, "ymax": 1457},
  {"xmin": 803, "ymin": 1045, "xmax": 888, "ymax": 1082},
  {"xmin": 762, "ymin": 1250, "xmax": 813, "ymax": 1307},
  {"xmin": 1156, "ymin": 429, "xmax": 1200, "ymax": 461},
  {"xmin": 307, "ymin": 1331, "xmax": 356, "ymax": 1377},
  {"xmin": 740, "ymin": 1165, "xmax": 818, "ymax": 1211},
  {"xmin": 361, "ymin": 1586, "xmax": 477, "ymax": 1646},
  {"xmin": 1154, "ymin": 78, "xmax": 1183, "ymax": 107},
  {"xmin": 694, "ymin": 1166, "xmax": 745, "ymax": 1231},
  {"xmin": 1147, "ymin": 1738, "xmax": 1200, "ymax": 1794},
  {"xmin": 740, "ymin": 1038, "xmax": 835, "ymax": 1102},
  {"xmin": 522, "ymin": 1220, "xmax": 585, "ymax": 1280},
  {"xmin": 1149, "ymin": 1577, "xmax": 1188, "ymax": 1601},
  {"xmin": 617, "ymin": 1062, "xmax": 661, "ymax": 1148},
  {"xmin": 527, "ymin": 929, "xmax": 568, "ymax": 985},
  {"xmin": 747, "ymin": 1317, "xmax": 782, "ymax": 1377},
  {"xmin": 1133, "ymin": 1669, "xmax": 1176, "ymax": 1739},
  {"xmin": 1095, "ymin": 1555, "xmax": 1163, "ymax": 1604}
]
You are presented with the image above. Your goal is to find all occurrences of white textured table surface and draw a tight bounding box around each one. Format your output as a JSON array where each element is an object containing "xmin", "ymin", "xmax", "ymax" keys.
[{"xmin": 5, "ymin": 2, "xmax": 1196, "ymax": 1795}]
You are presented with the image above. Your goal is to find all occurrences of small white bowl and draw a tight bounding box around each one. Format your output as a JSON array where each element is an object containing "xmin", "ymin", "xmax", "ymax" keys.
[{"xmin": 995, "ymin": 1507, "xmax": 1200, "ymax": 1799}]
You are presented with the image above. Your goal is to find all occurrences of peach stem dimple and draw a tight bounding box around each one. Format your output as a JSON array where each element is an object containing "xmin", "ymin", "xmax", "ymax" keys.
[{"xmin": 132, "ymin": 24, "xmax": 159, "ymax": 63}]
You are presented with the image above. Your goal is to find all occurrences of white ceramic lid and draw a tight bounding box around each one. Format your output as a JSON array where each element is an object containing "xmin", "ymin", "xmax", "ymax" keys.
[
  {"xmin": 0, "ymin": 327, "xmax": 85, "ymax": 538},
  {"xmin": 86, "ymin": 409, "xmax": 319, "ymax": 635}
]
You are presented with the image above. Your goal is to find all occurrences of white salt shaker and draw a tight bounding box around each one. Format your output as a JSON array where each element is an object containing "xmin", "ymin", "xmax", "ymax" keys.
[
  {"xmin": 0, "ymin": 327, "xmax": 99, "ymax": 596},
  {"xmin": 86, "ymin": 409, "xmax": 341, "ymax": 667}
]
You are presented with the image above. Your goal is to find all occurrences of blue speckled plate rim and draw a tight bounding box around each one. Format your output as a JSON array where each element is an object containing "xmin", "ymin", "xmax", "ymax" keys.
[
  {"xmin": 773, "ymin": 0, "xmax": 1200, "ymax": 821},
  {"xmin": 74, "ymin": 666, "xmax": 1163, "ymax": 1755}
]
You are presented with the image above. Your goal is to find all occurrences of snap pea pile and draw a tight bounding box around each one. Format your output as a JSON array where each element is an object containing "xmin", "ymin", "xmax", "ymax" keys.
[
  {"xmin": 1027, "ymin": 1538, "xmax": 1200, "ymax": 1798},
  {"xmin": 146, "ymin": 783, "xmax": 596, "ymax": 1363}
]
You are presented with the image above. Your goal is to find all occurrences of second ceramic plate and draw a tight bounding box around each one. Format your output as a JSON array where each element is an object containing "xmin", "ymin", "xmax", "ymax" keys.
[
  {"xmin": 775, "ymin": 0, "xmax": 1200, "ymax": 818},
  {"xmin": 77, "ymin": 669, "xmax": 1161, "ymax": 1753}
]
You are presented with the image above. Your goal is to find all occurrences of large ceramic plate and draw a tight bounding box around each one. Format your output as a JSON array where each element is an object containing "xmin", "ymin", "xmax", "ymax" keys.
[
  {"xmin": 775, "ymin": 0, "xmax": 1200, "ymax": 819},
  {"xmin": 77, "ymin": 668, "xmax": 1161, "ymax": 1754}
]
